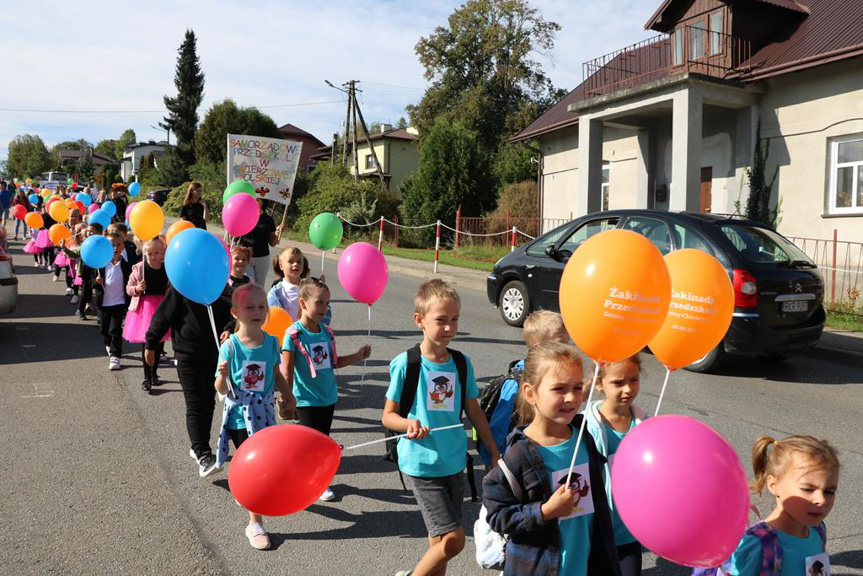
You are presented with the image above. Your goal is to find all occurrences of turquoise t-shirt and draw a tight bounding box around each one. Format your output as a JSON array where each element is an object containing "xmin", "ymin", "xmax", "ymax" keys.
[
  {"xmin": 282, "ymin": 321, "xmax": 337, "ymax": 407},
  {"xmin": 729, "ymin": 527, "xmax": 825, "ymax": 576},
  {"xmin": 386, "ymin": 350, "xmax": 478, "ymax": 478},
  {"xmin": 603, "ymin": 418, "xmax": 637, "ymax": 546},
  {"xmin": 534, "ymin": 427, "xmax": 594, "ymax": 576},
  {"xmin": 217, "ymin": 333, "xmax": 280, "ymax": 430}
]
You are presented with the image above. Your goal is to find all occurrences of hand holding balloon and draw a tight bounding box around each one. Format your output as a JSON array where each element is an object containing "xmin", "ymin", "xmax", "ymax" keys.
[
  {"xmin": 406, "ymin": 419, "xmax": 430, "ymax": 440},
  {"xmin": 541, "ymin": 484, "xmax": 576, "ymax": 520}
]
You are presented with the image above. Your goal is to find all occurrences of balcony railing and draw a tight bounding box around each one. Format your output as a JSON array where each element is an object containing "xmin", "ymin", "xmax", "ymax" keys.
[{"xmin": 582, "ymin": 26, "xmax": 751, "ymax": 98}]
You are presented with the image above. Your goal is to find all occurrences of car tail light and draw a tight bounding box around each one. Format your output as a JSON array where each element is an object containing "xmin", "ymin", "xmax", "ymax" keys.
[{"xmin": 732, "ymin": 269, "xmax": 758, "ymax": 307}]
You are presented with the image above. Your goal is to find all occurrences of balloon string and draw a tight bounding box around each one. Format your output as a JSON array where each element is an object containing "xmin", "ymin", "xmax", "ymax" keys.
[
  {"xmin": 321, "ymin": 249, "xmax": 325, "ymax": 274},
  {"xmin": 343, "ymin": 424, "xmax": 464, "ymax": 451},
  {"xmin": 207, "ymin": 304, "xmax": 234, "ymax": 399},
  {"xmin": 565, "ymin": 362, "xmax": 600, "ymax": 488},
  {"xmin": 654, "ymin": 367, "xmax": 672, "ymax": 417},
  {"xmin": 359, "ymin": 305, "xmax": 371, "ymax": 384}
]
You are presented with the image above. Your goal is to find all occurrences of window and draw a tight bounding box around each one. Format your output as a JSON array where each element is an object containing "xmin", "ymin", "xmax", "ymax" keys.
[
  {"xmin": 601, "ymin": 164, "xmax": 610, "ymax": 211},
  {"xmin": 690, "ymin": 19, "xmax": 707, "ymax": 60},
  {"xmin": 623, "ymin": 216, "xmax": 673, "ymax": 254},
  {"xmin": 830, "ymin": 136, "xmax": 863, "ymax": 214},
  {"xmin": 673, "ymin": 28, "xmax": 684, "ymax": 65},
  {"xmin": 365, "ymin": 154, "xmax": 376, "ymax": 170},
  {"xmin": 673, "ymin": 223, "xmax": 714, "ymax": 255},
  {"xmin": 710, "ymin": 12, "xmax": 724, "ymax": 55},
  {"xmin": 558, "ymin": 217, "xmax": 619, "ymax": 256},
  {"xmin": 526, "ymin": 222, "xmax": 575, "ymax": 257},
  {"xmin": 720, "ymin": 223, "xmax": 814, "ymax": 265}
]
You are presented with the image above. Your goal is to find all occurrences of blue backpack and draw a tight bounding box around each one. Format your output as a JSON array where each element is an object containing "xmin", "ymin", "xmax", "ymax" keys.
[
  {"xmin": 474, "ymin": 360, "xmax": 522, "ymax": 467},
  {"xmin": 692, "ymin": 520, "xmax": 826, "ymax": 576}
]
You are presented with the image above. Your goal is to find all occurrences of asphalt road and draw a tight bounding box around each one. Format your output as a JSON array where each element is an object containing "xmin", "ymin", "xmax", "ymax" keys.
[{"xmin": 2, "ymin": 238, "xmax": 862, "ymax": 576}]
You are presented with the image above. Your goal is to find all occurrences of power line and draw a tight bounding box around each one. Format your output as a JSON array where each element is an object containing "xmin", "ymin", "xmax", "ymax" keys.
[{"xmin": 0, "ymin": 100, "xmax": 345, "ymax": 114}]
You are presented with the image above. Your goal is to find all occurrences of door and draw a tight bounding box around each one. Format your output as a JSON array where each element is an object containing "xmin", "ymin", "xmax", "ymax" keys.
[{"xmin": 700, "ymin": 167, "xmax": 712, "ymax": 213}]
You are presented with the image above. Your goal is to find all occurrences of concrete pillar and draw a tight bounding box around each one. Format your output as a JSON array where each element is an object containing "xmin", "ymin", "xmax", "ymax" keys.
[
  {"xmin": 577, "ymin": 115, "xmax": 604, "ymax": 215},
  {"xmin": 734, "ymin": 104, "xmax": 759, "ymax": 213},
  {"xmin": 670, "ymin": 88, "xmax": 703, "ymax": 212},
  {"xmin": 635, "ymin": 129, "xmax": 650, "ymax": 208}
]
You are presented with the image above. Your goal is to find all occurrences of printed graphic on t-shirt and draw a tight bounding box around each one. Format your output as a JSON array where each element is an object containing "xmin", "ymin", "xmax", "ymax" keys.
[
  {"xmin": 806, "ymin": 552, "xmax": 830, "ymax": 576},
  {"xmin": 310, "ymin": 342, "xmax": 332, "ymax": 371},
  {"xmin": 427, "ymin": 371, "xmax": 456, "ymax": 412},
  {"xmin": 551, "ymin": 462, "xmax": 594, "ymax": 520},
  {"xmin": 240, "ymin": 360, "xmax": 267, "ymax": 392}
]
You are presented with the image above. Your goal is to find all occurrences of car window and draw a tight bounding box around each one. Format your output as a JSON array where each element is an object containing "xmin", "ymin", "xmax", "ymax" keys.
[
  {"xmin": 673, "ymin": 223, "xmax": 714, "ymax": 255},
  {"xmin": 623, "ymin": 217, "xmax": 673, "ymax": 254},
  {"xmin": 525, "ymin": 223, "xmax": 575, "ymax": 257},
  {"xmin": 558, "ymin": 217, "xmax": 620, "ymax": 256},
  {"xmin": 719, "ymin": 224, "xmax": 813, "ymax": 265}
]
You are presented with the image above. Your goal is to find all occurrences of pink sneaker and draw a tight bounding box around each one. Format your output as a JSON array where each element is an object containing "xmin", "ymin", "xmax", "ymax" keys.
[{"xmin": 245, "ymin": 523, "xmax": 271, "ymax": 550}]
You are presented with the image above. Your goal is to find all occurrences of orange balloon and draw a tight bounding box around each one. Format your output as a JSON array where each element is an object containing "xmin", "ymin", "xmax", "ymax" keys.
[
  {"xmin": 648, "ymin": 249, "xmax": 734, "ymax": 370},
  {"xmin": 130, "ymin": 200, "xmax": 164, "ymax": 241},
  {"xmin": 24, "ymin": 212, "xmax": 44, "ymax": 229},
  {"xmin": 49, "ymin": 223, "xmax": 72, "ymax": 246},
  {"xmin": 166, "ymin": 220, "xmax": 195, "ymax": 244},
  {"xmin": 559, "ymin": 229, "xmax": 671, "ymax": 363},
  {"xmin": 262, "ymin": 307, "xmax": 293, "ymax": 342},
  {"xmin": 49, "ymin": 200, "xmax": 70, "ymax": 223}
]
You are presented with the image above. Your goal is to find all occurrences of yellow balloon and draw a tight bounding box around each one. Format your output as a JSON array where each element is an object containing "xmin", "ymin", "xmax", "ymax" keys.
[
  {"xmin": 41, "ymin": 188, "xmax": 52, "ymax": 198},
  {"xmin": 49, "ymin": 200, "xmax": 70, "ymax": 223},
  {"xmin": 129, "ymin": 200, "xmax": 164, "ymax": 241}
]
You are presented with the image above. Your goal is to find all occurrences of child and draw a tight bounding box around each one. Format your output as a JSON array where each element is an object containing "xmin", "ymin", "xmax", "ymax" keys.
[
  {"xmin": 108, "ymin": 222, "xmax": 141, "ymax": 266},
  {"xmin": 483, "ymin": 342, "xmax": 621, "ymax": 576},
  {"xmin": 585, "ymin": 355, "xmax": 648, "ymax": 576},
  {"xmin": 229, "ymin": 244, "xmax": 252, "ymax": 287},
  {"xmin": 280, "ymin": 277, "xmax": 370, "ymax": 501},
  {"xmin": 62, "ymin": 222, "xmax": 103, "ymax": 320},
  {"xmin": 124, "ymin": 237, "xmax": 170, "ymax": 392},
  {"xmin": 23, "ymin": 221, "xmax": 44, "ymax": 265},
  {"xmin": 214, "ymin": 283, "xmax": 292, "ymax": 550},
  {"xmin": 480, "ymin": 311, "xmax": 570, "ymax": 466},
  {"xmin": 724, "ymin": 435, "xmax": 840, "ymax": 576},
  {"xmin": 382, "ymin": 279, "xmax": 500, "ymax": 576},
  {"xmin": 267, "ymin": 246, "xmax": 308, "ymax": 319},
  {"xmin": 95, "ymin": 231, "xmax": 133, "ymax": 370}
]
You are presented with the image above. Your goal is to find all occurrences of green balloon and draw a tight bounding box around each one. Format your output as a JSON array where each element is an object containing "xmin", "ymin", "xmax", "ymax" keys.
[
  {"xmin": 309, "ymin": 212, "xmax": 344, "ymax": 251},
  {"xmin": 222, "ymin": 179, "xmax": 256, "ymax": 204},
  {"xmin": 67, "ymin": 178, "xmax": 75, "ymax": 184}
]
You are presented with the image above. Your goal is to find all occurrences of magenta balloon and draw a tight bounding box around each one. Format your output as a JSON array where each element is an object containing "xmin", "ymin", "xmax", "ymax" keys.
[
  {"xmin": 222, "ymin": 193, "xmax": 259, "ymax": 236},
  {"xmin": 125, "ymin": 202, "xmax": 138, "ymax": 221},
  {"xmin": 87, "ymin": 203, "xmax": 100, "ymax": 214},
  {"xmin": 611, "ymin": 415, "xmax": 749, "ymax": 568},
  {"xmin": 337, "ymin": 242, "xmax": 389, "ymax": 305}
]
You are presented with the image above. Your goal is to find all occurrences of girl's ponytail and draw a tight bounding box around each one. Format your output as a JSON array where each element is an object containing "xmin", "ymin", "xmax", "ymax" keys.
[
  {"xmin": 750, "ymin": 434, "xmax": 840, "ymax": 496},
  {"xmin": 751, "ymin": 435, "xmax": 776, "ymax": 495}
]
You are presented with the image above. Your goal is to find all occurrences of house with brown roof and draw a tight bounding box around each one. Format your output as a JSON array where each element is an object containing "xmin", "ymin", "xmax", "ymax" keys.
[
  {"xmin": 512, "ymin": 0, "xmax": 863, "ymax": 244},
  {"xmin": 276, "ymin": 123, "xmax": 326, "ymax": 174}
]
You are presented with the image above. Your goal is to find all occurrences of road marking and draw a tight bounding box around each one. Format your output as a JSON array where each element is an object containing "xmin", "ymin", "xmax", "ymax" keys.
[
  {"xmin": 21, "ymin": 383, "xmax": 54, "ymax": 399},
  {"xmin": 22, "ymin": 344, "xmax": 36, "ymax": 348}
]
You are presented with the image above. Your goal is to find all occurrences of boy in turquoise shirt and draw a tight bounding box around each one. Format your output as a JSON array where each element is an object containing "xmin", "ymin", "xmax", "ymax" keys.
[{"xmin": 382, "ymin": 279, "xmax": 500, "ymax": 576}]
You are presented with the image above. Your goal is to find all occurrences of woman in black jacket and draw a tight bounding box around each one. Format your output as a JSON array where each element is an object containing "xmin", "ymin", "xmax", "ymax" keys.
[{"xmin": 179, "ymin": 182, "xmax": 208, "ymax": 229}]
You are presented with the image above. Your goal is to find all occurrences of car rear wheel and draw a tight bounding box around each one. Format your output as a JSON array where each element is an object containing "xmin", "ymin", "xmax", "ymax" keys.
[
  {"xmin": 499, "ymin": 280, "xmax": 529, "ymax": 327},
  {"xmin": 684, "ymin": 343, "xmax": 727, "ymax": 374}
]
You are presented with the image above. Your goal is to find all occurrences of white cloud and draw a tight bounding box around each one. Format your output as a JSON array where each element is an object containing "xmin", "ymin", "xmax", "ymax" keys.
[{"xmin": 0, "ymin": 0, "xmax": 659, "ymax": 166}]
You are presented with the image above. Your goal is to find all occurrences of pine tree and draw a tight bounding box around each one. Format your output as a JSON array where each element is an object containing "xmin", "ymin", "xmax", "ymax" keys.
[{"xmin": 162, "ymin": 29, "xmax": 205, "ymax": 169}]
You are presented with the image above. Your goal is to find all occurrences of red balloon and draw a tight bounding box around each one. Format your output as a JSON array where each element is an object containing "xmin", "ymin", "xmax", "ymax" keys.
[
  {"xmin": 11, "ymin": 204, "xmax": 27, "ymax": 220},
  {"xmin": 228, "ymin": 424, "xmax": 341, "ymax": 516}
]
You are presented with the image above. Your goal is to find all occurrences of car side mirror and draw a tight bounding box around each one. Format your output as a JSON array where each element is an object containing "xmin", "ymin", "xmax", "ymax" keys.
[{"xmin": 545, "ymin": 245, "xmax": 558, "ymax": 258}]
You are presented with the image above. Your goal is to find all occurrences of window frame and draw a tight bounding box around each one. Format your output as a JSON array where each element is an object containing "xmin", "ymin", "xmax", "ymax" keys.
[
  {"xmin": 689, "ymin": 18, "xmax": 707, "ymax": 61},
  {"xmin": 828, "ymin": 135, "xmax": 863, "ymax": 215},
  {"xmin": 364, "ymin": 153, "xmax": 376, "ymax": 170},
  {"xmin": 709, "ymin": 11, "xmax": 724, "ymax": 56}
]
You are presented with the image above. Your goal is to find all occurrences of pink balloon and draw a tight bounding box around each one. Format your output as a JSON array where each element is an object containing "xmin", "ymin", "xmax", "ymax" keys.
[
  {"xmin": 337, "ymin": 242, "xmax": 389, "ymax": 305},
  {"xmin": 612, "ymin": 415, "xmax": 749, "ymax": 568},
  {"xmin": 126, "ymin": 202, "xmax": 138, "ymax": 221},
  {"xmin": 222, "ymin": 193, "xmax": 259, "ymax": 237},
  {"xmin": 87, "ymin": 203, "xmax": 100, "ymax": 214}
]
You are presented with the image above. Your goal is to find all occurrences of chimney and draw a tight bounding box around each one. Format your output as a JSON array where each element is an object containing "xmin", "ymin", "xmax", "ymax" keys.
[{"xmin": 380, "ymin": 124, "xmax": 392, "ymax": 134}]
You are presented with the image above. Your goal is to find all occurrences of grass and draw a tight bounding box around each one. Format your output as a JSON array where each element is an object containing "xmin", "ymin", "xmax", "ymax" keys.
[
  {"xmin": 825, "ymin": 310, "xmax": 863, "ymax": 332},
  {"xmin": 381, "ymin": 244, "xmax": 511, "ymax": 272}
]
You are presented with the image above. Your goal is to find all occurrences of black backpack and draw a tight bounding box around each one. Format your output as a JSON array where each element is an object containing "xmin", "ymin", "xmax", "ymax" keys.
[{"xmin": 384, "ymin": 344, "xmax": 478, "ymax": 501}]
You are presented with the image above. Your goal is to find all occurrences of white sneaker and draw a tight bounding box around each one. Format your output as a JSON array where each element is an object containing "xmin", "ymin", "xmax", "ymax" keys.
[
  {"xmin": 106, "ymin": 346, "xmax": 111, "ymax": 356},
  {"xmin": 109, "ymin": 356, "xmax": 121, "ymax": 370},
  {"xmin": 319, "ymin": 487, "xmax": 335, "ymax": 501},
  {"xmin": 52, "ymin": 275, "xmax": 59, "ymax": 282},
  {"xmin": 70, "ymin": 295, "xmax": 78, "ymax": 304},
  {"xmin": 65, "ymin": 287, "xmax": 73, "ymax": 296}
]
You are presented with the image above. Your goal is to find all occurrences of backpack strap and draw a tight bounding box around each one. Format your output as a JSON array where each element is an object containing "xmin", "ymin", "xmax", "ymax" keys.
[
  {"xmin": 447, "ymin": 348, "xmax": 468, "ymax": 419},
  {"xmin": 398, "ymin": 344, "xmax": 422, "ymax": 417},
  {"xmin": 288, "ymin": 325, "xmax": 317, "ymax": 379},
  {"xmin": 323, "ymin": 325, "xmax": 338, "ymax": 366},
  {"xmin": 497, "ymin": 458, "xmax": 523, "ymax": 502},
  {"xmin": 815, "ymin": 522, "xmax": 827, "ymax": 550},
  {"xmin": 746, "ymin": 521, "xmax": 782, "ymax": 576}
]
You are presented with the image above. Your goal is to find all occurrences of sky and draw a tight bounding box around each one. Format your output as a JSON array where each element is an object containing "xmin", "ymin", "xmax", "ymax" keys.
[{"xmin": 0, "ymin": 0, "xmax": 656, "ymax": 166}]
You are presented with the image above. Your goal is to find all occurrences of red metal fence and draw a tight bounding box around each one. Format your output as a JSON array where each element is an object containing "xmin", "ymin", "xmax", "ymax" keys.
[{"xmin": 788, "ymin": 232, "xmax": 863, "ymax": 311}]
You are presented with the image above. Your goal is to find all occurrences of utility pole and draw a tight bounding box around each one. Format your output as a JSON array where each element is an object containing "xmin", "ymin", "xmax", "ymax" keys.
[{"xmin": 351, "ymin": 81, "xmax": 359, "ymax": 181}]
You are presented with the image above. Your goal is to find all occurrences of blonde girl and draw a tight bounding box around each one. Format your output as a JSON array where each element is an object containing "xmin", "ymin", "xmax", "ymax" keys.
[
  {"xmin": 266, "ymin": 246, "xmax": 309, "ymax": 320},
  {"xmin": 726, "ymin": 436, "xmax": 840, "ymax": 575},
  {"xmin": 180, "ymin": 181, "xmax": 208, "ymax": 229},
  {"xmin": 483, "ymin": 342, "xmax": 622, "ymax": 576}
]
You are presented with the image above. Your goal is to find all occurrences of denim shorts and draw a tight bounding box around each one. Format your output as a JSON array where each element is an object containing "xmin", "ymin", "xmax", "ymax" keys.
[{"xmin": 406, "ymin": 472, "xmax": 464, "ymax": 537}]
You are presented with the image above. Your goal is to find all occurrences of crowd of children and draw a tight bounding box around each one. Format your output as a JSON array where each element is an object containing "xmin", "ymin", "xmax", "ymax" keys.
[{"xmin": 3, "ymin": 178, "xmax": 842, "ymax": 574}]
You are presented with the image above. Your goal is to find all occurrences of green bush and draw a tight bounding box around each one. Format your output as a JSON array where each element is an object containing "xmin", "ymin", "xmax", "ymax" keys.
[
  {"xmin": 163, "ymin": 161, "xmax": 226, "ymax": 221},
  {"xmin": 486, "ymin": 180, "xmax": 538, "ymax": 237}
]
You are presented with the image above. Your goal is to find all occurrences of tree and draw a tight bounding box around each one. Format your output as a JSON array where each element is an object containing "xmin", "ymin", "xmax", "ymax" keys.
[
  {"xmin": 195, "ymin": 99, "xmax": 280, "ymax": 165},
  {"xmin": 78, "ymin": 154, "xmax": 95, "ymax": 183},
  {"xmin": 162, "ymin": 29, "xmax": 205, "ymax": 168},
  {"xmin": 156, "ymin": 146, "xmax": 189, "ymax": 187},
  {"xmin": 6, "ymin": 134, "xmax": 52, "ymax": 178},
  {"xmin": 744, "ymin": 121, "xmax": 780, "ymax": 227},
  {"xmin": 115, "ymin": 129, "xmax": 137, "ymax": 161},
  {"xmin": 494, "ymin": 141, "xmax": 537, "ymax": 185},
  {"xmin": 407, "ymin": 0, "xmax": 562, "ymax": 150},
  {"xmin": 95, "ymin": 139, "xmax": 118, "ymax": 161},
  {"xmin": 402, "ymin": 118, "xmax": 492, "ymax": 231},
  {"xmin": 396, "ymin": 116, "xmax": 408, "ymax": 129}
]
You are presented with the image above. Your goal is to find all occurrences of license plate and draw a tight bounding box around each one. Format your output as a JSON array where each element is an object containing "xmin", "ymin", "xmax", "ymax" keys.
[{"xmin": 781, "ymin": 301, "xmax": 808, "ymax": 313}]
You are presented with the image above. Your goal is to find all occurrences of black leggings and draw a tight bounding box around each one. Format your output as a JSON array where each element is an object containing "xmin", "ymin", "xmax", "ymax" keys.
[
  {"xmin": 618, "ymin": 542, "xmax": 642, "ymax": 576},
  {"xmin": 176, "ymin": 357, "xmax": 217, "ymax": 458},
  {"xmin": 296, "ymin": 404, "xmax": 336, "ymax": 436},
  {"xmin": 142, "ymin": 342, "xmax": 164, "ymax": 381},
  {"xmin": 229, "ymin": 428, "xmax": 249, "ymax": 449}
]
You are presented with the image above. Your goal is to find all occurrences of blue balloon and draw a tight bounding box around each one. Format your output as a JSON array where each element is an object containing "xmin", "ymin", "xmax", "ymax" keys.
[
  {"xmin": 88, "ymin": 208, "xmax": 110, "ymax": 230},
  {"xmin": 128, "ymin": 182, "xmax": 141, "ymax": 196},
  {"xmin": 165, "ymin": 228, "xmax": 229, "ymax": 305},
  {"xmin": 80, "ymin": 235, "xmax": 113, "ymax": 268},
  {"xmin": 28, "ymin": 194, "xmax": 39, "ymax": 204},
  {"xmin": 76, "ymin": 193, "xmax": 92, "ymax": 206},
  {"xmin": 102, "ymin": 200, "xmax": 117, "ymax": 217}
]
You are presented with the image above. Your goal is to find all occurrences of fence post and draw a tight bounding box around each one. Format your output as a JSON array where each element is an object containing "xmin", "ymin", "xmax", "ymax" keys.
[
  {"xmin": 511, "ymin": 226, "xmax": 517, "ymax": 252},
  {"xmin": 334, "ymin": 212, "xmax": 340, "ymax": 253},
  {"xmin": 506, "ymin": 209, "xmax": 510, "ymax": 247},
  {"xmin": 394, "ymin": 215, "xmax": 399, "ymax": 247},
  {"xmin": 832, "ymin": 229, "xmax": 837, "ymax": 308},
  {"xmin": 434, "ymin": 220, "xmax": 441, "ymax": 274},
  {"xmin": 378, "ymin": 216, "xmax": 384, "ymax": 251},
  {"xmin": 455, "ymin": 205, "xmax": 462, "ymax": 249}
]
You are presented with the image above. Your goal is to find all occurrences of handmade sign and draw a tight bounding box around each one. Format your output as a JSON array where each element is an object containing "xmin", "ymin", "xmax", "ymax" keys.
[{"xmin": 226, "ymin": 134, "xmax": 303, "ymax": 206}]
